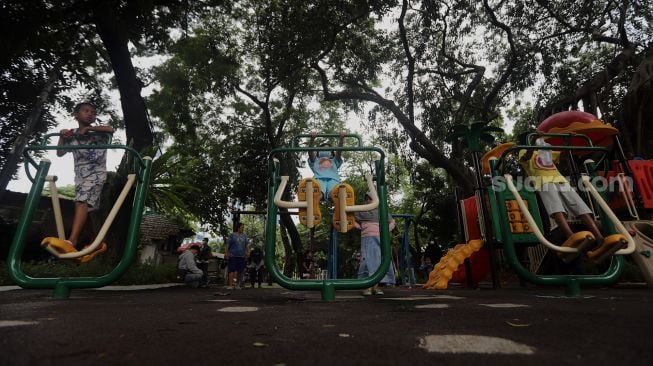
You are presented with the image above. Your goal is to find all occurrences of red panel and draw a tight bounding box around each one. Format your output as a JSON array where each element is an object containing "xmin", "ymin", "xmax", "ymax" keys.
[
  {"xmin": 451, "ymin": 248, "xmax": 490, "ymax": 287},
  {"xmin": 628, "ymin": 160, "xmax": 653, "ymax": 209},
  {"xmin": 463, "ymin": 196, "xmax": 481, "ymax": 240},
  {"xmin": 453, "ymin": 197, "xmax": 488, "ymax": 287}
]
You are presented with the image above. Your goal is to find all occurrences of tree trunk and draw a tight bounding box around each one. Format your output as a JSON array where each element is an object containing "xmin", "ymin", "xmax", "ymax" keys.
[
  {"xmin": 0, "ymin": 66, "xmax": 59, "ymax": 199},
  {"xmin": 623, "ymin": 51, "xmax": 653, "ymax": 157},
  {"xmin": 93, "ymin": 9, "xmax": 153, "ymax": 152}
]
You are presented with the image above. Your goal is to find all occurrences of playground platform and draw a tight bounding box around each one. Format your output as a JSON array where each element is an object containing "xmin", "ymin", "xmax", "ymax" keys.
[{"xmin": 1, "ymin": 283, "xmax": 651, "ymax": 365}]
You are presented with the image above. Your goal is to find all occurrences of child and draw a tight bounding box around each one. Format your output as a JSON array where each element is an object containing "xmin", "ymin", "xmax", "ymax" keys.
[
  {"xmin": 308, "ymin": 131, "xmax": 345, "ymax": 200},
  {"xmin": 354, "ymin": 192, "xmax": 396, "ymax": 295},
  {"xmin": 57, "ymin": 102, "xmax": 114, "ymax": 249},
  {"xmin": 518, "ymin": 135, "xmax": 604, "ymax": 258}
]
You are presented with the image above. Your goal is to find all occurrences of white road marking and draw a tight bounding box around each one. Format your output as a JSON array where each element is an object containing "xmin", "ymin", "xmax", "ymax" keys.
[
  {"xmin": 205, "ymin": 299, "xmax": 237, "ymax": 302},
  {"xmin": 95, "ymin": 284, "xmax": 182, "ymax": 291},
  {"xmin": 415, "ymin": 304, "xmax": 450, "ymax": 309},
  {"xmin": 480, "ymin": 303, "xmax": 529, "ymax": 308},
  {"xmin": 0, "ymin": 286, "xmax": 21, "ymax": 292},
  {"xmin": 384, "ymin": 295, "xmax": 465, "ymax": 301},
  {"xmin": 218, "ymin": 306, "xmax": 259, "ymax": 312},
  {"xmin": 0, "ymin": 320, "xmax": 39, "ymax": 327},
  {"xmin": 419, "ymin": 335, "xmax": 535, "ymax": 354}
]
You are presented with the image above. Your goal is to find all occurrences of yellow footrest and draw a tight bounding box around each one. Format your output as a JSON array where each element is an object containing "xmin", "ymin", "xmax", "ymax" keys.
[
  {"xmin": 298, "ymin": 178, "xmax": 322, "ymax": 226},
  {"xmin": 41, "ymin": 237, "xmax": 108, "ymax": 264},
  {"xmin": 587, "ymin": 234, "xmax": 627, "ymax": 264},
  {"xmin": 41, "ymin": 237, "xmax": 77, "ymax": 254},
  {"xmin": 557, "ymin": 231, "xmax": 594, "ymax": 264},
  {"xmin": 330, "ymin": 183, "xmax": 355, "ymax": 232}
]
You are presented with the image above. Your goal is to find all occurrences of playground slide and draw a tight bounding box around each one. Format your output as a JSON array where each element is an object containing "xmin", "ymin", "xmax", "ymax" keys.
[
  {"xmin": 625, "ymin": 221, "xmax": 653, "ymax": 287},
  {"xmin": 423, "ymin": 239, "xmax": 484, "ymax": 290}
]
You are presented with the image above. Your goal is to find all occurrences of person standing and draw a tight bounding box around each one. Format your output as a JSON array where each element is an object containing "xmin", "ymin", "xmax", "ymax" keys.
[
  {"xmin": 178, "ymin": 245, "xmax": 203, "ymax": 287},
  {"xmin": 300, "ymin": 250, "xmax": 315, "ymax": 279},
  {"xmin": 225, "ymin": 223, "xmax": 248, "ymax": 290},
  {"xmin": 354, "ymin": 192, "xmax": 396, "ymax": 295},
  {"xmin": 197, "ymin": 238, "xmax": 212, "ymax": 286},
  {"xmin": 56, "ymin": 102, "xmax": 114, "ymax": 249},
  {"xmin": 248, "ymin": 245, "xmax": 265, "ymax": 288}
]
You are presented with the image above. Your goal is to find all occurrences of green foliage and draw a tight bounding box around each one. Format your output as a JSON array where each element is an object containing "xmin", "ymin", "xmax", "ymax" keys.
[
  {"xmin": 0, "ymin": 261, "xmax": 178, "ymax": 286},
  {"xmin": 41, "ymin": 184, "xmax": 76, "ymax": 200}
]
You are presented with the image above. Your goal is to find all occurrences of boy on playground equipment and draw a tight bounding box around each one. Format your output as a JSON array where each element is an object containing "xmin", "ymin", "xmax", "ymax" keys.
[
  {"xmin": 56, "ymin": 102, "xmax": 114, "ymax": 250},
  {"xmin": 308, "ymin": 131, "xmax": 345, "ymax": 200},
  {"xmin": 518, "ymin": 134, "xmax": 609, "ymax": 262}
]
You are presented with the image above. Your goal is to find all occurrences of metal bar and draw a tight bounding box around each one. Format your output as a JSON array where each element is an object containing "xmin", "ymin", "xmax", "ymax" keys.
[{"xmin": 291, "ymin": 133, "xmax": 363, "ymax": 148}]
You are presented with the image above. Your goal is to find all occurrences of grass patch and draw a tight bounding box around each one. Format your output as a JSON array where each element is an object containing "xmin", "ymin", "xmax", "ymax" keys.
[{"xmin": 0, "ymin": 260, "xmax": 178, "ymax": 286}]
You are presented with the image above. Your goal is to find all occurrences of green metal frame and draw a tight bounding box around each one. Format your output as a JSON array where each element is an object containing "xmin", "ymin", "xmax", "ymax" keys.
[
  {"xmin": 488, "ymin": 142, "xmax": 623, "ymax": 297},
  {"xmin": 265, "ymin": 135, "xmax": 390, "ymax": 301},
  {"xmin": 7, "ymin": 132, "xmax": 152, "ymax": 299}
]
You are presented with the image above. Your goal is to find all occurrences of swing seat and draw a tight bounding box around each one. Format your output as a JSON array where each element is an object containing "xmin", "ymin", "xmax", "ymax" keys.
[
  {"xmin": 41, "ymin": 237, "xmax": 107, "ymax": 263},
  {"xmin": 330, "ymin": 183, "xmax": 355, "ymax": 232},
  {"xmin": 557, "ymin": 231, "xmax": 595, "ymax": 264},
  {"xmin": 298, "ymin": 178, "xmax": 322, "ymax": 226},
  {"xmin": 586, "ymin": 234, "xmax": 628, "ymax": 264}
]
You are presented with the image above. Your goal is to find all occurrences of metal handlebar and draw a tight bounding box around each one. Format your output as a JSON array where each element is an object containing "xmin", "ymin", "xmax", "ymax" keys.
[{"xmin": 291, "ymin": 133, "xmax": 363, "ymax": 148}]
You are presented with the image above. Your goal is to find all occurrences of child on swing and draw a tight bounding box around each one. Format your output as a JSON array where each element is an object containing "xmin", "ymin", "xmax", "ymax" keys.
[{"xmin": 57, "ymin": 102, "xmax": 114, "ymax": 250}]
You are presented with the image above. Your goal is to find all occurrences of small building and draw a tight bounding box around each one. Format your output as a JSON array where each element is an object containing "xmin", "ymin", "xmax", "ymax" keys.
[{"xmin": 138, "ymin": 211, "xmax": 194, "ymax": 265}]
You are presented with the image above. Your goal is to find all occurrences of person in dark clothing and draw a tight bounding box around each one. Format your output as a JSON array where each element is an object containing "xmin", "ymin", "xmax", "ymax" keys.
[
  {"xmin": 248, "ymin": 245, "xmax": 265, "ymax": 288},
  {"xmin": 300, "ymin": 250, "xmax": 315, "ymax": 279},
  {"xmin": 197, "ymin": 238, "xmax": 212, "ymax": 286},
  {"xmin": 423, "ymin": 239, "xmax": 443, "ymax": 265}
]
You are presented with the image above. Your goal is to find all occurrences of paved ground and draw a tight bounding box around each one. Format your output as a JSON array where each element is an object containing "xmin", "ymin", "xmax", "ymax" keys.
[{"xmin": 1, "ymin": 283, "xmax": 652, "ymax": 366}]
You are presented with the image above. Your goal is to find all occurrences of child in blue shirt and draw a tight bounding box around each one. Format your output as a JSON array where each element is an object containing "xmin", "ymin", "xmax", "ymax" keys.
[{"xmin": 308, "ymin": 131, "xmax": 345, "ymax": 200}]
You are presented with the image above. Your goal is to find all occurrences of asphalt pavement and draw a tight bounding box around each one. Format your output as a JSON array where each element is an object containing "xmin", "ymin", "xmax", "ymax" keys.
[{"xmin": 0, "ymin": 283, "xmax": 652, "ymax": 365}]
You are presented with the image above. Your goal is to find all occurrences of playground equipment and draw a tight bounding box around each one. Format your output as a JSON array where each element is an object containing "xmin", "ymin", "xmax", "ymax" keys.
[
  {"xmin": 40, "ymin": 172, "xmax": 137, "ymax": 263},
  {"xmin": 7, "ymin": 132, "xmax": 152, "ymax": 298},
  {"xmin": 488, "ymin": 113, "xmax": 637, "ymax": 296},
  {"xmin": 266, "ymin": 133, "xmax": 391, "ymax": 301},
  {"xmin": 426, "ymin": 112, "xmax": 645, "ymax": 296},
  {"xmin": 537, "ymin": 111, "xmax": 653, "ymax": 286}
]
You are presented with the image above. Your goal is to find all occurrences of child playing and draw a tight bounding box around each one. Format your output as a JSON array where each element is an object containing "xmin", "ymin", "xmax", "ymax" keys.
[
  {"xmin": 308, "ymin": 131, "xmax": 345, "ymax": 200},
  {"xmin": 518, "ymin": 135, "xmax": 604, "ymax": 259},
  {"xmin": 57, "ymin": 102, "xmax": 114, "ymax": 249}
]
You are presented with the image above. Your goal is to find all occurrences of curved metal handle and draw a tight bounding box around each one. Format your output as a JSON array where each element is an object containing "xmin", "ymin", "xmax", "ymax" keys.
[{"xmin": 580, "ymin": 175, "xmax": 635, "ymax": 255}]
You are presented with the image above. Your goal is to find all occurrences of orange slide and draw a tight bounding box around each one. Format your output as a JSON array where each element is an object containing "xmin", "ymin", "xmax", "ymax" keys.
[{"xmin": 423, "ymin": 239, "xmax": 484, "ymax": 289}]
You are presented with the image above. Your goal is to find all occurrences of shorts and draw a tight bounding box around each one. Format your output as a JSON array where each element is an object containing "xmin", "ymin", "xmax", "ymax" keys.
[
  {"xmin": 539, "ymin": 182, "xmax": 592, "ymax": 218},
  {"xmin": 75, "ymin": 173, "xmax": 106, "ymax": 211},
  {"xmin": 228, "ymin": 257, "xmax": 246, "ymax": 273}
]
